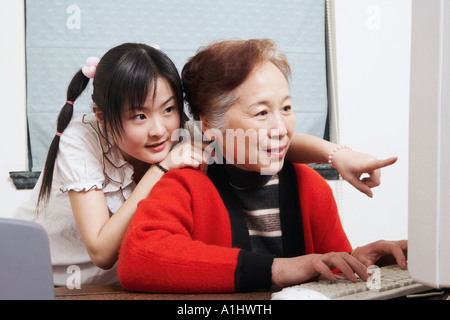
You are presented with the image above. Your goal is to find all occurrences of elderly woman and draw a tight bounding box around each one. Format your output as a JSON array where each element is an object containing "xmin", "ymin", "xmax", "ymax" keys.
[{"xmin": 117, "ymin": 39, "xmax": 406, "ymax": 293}]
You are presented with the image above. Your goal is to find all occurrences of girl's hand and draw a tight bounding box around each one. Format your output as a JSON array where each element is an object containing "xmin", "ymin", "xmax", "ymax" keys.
[
  {"xmin": 159, "ymin": 140, "xmax": 208, "ymax": 171},
  {"xmin": 271, "ymin": 252, "xmax": 369, "ymax": 289},
  {"xmin": 331, "ymin": 149, "xmax": 398, "ymax": 198}
]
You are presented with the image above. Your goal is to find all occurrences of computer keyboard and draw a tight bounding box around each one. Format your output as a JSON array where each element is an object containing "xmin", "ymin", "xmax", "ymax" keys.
[{"xmin": 271, "ymin": 265, "xmax": 432, "ymax": 300}]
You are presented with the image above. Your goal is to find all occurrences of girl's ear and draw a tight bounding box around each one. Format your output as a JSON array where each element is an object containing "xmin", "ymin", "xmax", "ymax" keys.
[{"xmin": 93, "ymin": 105, "xmax": 104, "ymax": 124}]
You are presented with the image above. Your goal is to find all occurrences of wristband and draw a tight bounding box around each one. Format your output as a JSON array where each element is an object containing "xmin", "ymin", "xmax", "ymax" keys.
[
  {"xmin": 328, "ymin": 145, "xmax": 352, "ymax": 168},
  {"xmin": 155, "ymin": 162, "xmax": 168, "ymax": 173}
]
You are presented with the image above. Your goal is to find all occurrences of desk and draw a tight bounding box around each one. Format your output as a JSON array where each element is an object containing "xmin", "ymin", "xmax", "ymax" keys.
[
  {"xmin": 54, "ymin": 285, "xmax": 272, "ymax": 300},
  {"xmin": 54, "ymin": 285, "xmax": 450, "ymax": 300}
]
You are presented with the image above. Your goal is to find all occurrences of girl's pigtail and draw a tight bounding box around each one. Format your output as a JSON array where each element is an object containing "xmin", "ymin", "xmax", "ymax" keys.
[{"xmin": 37, "ymin": 70, "xmax": 90, "ymax": 208}]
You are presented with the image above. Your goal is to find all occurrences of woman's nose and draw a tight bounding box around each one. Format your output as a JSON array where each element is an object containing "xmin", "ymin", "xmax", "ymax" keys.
[{"xmin": 267, "ymin": 115, "xmax": 288, "ymax": 138}]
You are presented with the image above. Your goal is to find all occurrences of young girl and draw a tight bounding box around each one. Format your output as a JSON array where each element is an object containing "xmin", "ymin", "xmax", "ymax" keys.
[{"xmin": 15, "ymin": 42, "xmax": 395, "ymax": 287}]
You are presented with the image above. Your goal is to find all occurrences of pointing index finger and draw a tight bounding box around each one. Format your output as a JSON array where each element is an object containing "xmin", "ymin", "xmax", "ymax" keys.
[{"xmin": 362, "ymin": 156, "xmax": 398, "ymax": 173}]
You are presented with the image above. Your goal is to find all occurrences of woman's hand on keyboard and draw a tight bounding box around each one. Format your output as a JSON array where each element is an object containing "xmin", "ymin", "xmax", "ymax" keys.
[
  {"xmin": 350, "ymin": 240, "xmax": 407, "ymax": 269},
  {"xmin": 271, "ymin": 252, "xmax": 369, "ymax": 289}
]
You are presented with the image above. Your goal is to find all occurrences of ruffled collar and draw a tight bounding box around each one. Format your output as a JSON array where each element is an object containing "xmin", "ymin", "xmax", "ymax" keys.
[{"xmin": 81, "ymin": 114, "xmax": 135, "ymax": 193}]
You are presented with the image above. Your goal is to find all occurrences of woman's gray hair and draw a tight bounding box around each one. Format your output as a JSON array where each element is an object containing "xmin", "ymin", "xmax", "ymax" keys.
[{"xmin": 182, "ymin": 39, "xmax": 291, "ymax": 132}]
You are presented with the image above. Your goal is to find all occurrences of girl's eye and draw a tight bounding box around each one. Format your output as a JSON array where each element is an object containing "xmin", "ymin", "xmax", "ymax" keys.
[
  {"xmin": 164, "ymin": 106, "xmax": 175, "ymax": 114},
  {"xmin": 134, "ymin": 113, "xmax": 146, "ymax": 120}
]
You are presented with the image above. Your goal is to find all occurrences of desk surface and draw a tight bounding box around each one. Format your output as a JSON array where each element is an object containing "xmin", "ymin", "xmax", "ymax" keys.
[
  {"xmin": 54, "ymin": 285, "xmax": 450, "ymax": 301},
  {"xmin": 54, "ymin": 285, "xmax": 272, "ymax": 300}
]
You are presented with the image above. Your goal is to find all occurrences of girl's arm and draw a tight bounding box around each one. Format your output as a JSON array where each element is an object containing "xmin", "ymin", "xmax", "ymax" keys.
[
  {"xmin": 286, "ymin": 133, "xmax": 397, "ymax": 198},
  {"xmin": 69, "ymin": 164, "xmax": 165, "ymax": 269}
]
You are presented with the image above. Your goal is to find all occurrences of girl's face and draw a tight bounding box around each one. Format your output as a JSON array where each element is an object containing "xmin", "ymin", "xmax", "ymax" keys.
[{"xmin": 116, "ymin": 77, "xmax": 180, "ymax": 165}]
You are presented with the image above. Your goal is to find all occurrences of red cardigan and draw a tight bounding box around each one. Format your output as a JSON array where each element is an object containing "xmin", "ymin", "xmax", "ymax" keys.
[{"xmin": 118, "ymin": 163, "xmax": 352, "ymax": 293}]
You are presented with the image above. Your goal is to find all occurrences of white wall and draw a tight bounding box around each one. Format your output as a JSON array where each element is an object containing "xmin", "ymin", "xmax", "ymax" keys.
[
  {"xmin": 332, "ymin": 0, "xmax": 411, "ymax": 246},
  {"xmin": 0, "ymin": 1, "xmax": 412, "ymax": 248},
  {"xmin": 0, "ymin": 1, "xmax": 31, "ymax": 218}
]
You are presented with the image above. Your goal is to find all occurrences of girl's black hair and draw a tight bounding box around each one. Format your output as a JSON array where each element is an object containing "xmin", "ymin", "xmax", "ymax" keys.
[{"xmin": 37, "ymin": 43, "xmax": 185, "ymax": 208}]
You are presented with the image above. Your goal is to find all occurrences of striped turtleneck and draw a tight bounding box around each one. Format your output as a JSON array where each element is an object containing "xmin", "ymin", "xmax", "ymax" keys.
[{"xmin": 224, "ymin": 165, "xmax": 283, "ymax": 257}]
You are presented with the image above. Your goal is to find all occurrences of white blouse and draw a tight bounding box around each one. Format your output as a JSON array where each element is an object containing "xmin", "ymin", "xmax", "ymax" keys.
[{"xmin": 14, "ymin": 114, "xmax": 136, "ymax": 286}]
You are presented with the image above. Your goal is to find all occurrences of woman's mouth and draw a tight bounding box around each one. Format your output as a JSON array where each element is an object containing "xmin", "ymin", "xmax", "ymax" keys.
[{"xmin": 264, "ymin": 145, "xmax": 287, "ymax": 158}]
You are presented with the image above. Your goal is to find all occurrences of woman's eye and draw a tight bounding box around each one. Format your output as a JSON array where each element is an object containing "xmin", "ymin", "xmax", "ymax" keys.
[
  {"xmin": 282, "ymin": 105, "xmax": 292, "ymax": 113},
  {"xmin": 256, "ymin": 110, "xmax": 268, "ymax": 117}
]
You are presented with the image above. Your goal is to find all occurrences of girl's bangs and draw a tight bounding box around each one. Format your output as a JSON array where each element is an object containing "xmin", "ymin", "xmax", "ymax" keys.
[{"xmin": 120, "ymin": 59, "xmax": 158, "ymax": 114}]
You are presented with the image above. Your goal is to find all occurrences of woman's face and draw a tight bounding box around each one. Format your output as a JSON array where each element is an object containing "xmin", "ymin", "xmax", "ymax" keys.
[
  {"xmin": 116, "ymin": 77, "xmax": 180, "ymax": 165},
  {"xmin": 218, "ymin": 61, "xmax": 295, "ymax": 174}
]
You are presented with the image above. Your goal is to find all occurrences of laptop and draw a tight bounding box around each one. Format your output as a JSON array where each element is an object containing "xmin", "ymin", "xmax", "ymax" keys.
[{"xmin": 0, "ymin": 217, "xmax": 54, "ymax": 300}]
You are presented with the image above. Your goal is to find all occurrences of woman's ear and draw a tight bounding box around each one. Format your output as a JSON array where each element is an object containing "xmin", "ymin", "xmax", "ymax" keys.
[
  {"xmin": 199, "ymin": 116, "xmax": 216, "ymax": 142},
  {"xmin": 93, "ymin": 105, "xmax": 104, "ymax": 124}
]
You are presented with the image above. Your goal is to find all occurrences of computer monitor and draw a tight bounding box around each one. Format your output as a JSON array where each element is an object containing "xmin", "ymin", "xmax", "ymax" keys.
[{"xmin": 408, "ymin": 0, "xmax": 450, "ymax": 288}]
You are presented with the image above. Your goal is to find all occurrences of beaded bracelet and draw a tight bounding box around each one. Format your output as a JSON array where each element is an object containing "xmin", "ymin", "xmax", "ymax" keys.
[
  {"xmin": 328, "ymin": 145, "xmax": 352, "ymax": 168},
  {"xmin": 155, "ymin": 162, "xmax": 169, "ymax": 173}
]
